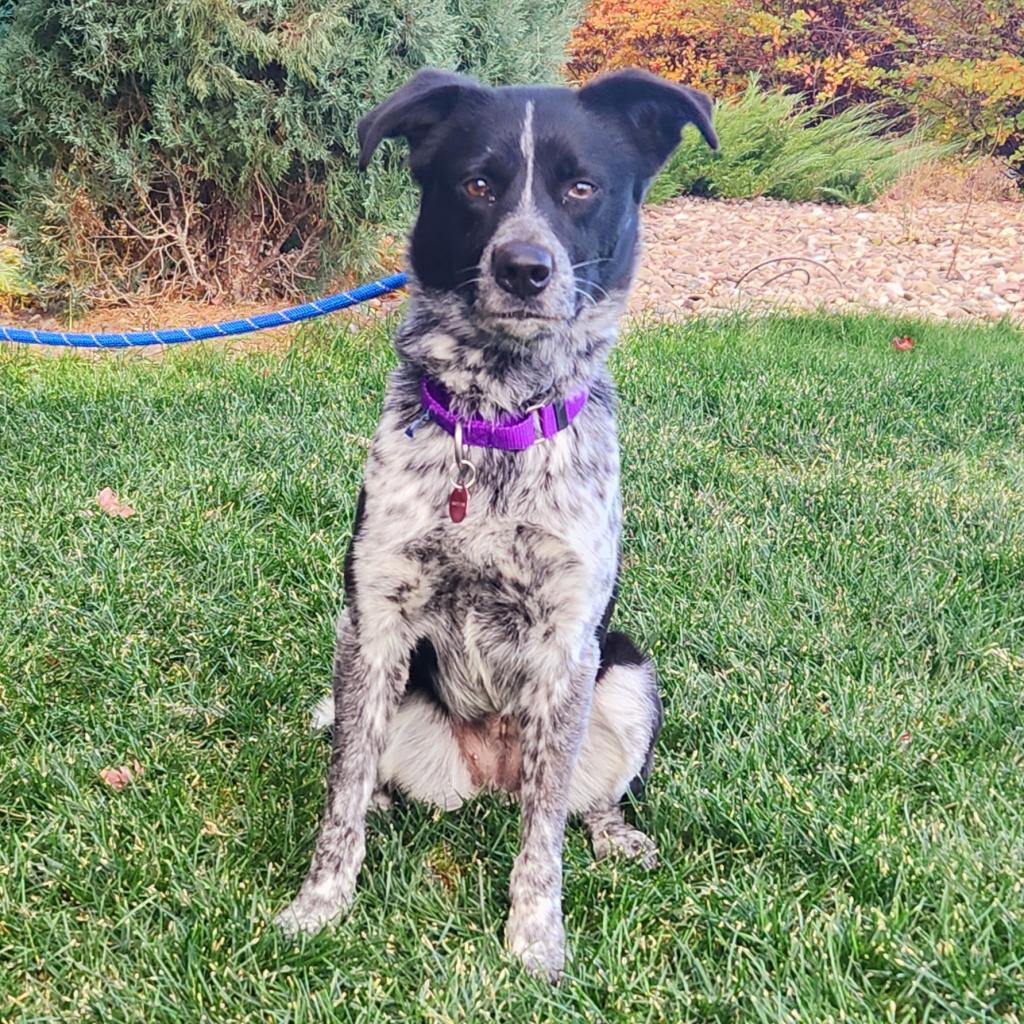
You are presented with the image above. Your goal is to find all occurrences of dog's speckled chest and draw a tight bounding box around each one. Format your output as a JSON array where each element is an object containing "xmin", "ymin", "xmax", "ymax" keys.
[{"xmin": 351, "ymin": 380, "xmax": 621, "ymax": 719}]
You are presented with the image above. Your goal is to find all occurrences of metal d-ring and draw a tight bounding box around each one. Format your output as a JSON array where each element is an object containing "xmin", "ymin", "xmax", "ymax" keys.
[
  {"xmin": 450, "ymin": 421, "xmax": 476, "ymax": 489},
  {"xmin": 523, "ymin": 403, "xmax": 550, "ymax": 444}
]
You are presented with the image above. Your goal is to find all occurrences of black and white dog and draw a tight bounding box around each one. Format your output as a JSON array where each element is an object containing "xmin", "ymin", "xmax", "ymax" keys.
[{"xmin": 276, "ymin": 67, "xmax": 717, "ymax": 978}]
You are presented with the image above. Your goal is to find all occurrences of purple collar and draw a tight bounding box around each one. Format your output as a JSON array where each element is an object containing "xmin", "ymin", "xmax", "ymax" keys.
[{"xmin": 416, "ymin": 377, "xmax": 588, "ymax": 451}]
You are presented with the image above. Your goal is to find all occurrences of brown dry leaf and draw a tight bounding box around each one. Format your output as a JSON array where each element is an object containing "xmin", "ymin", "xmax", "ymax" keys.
[
  {"xmin": 95, "ymin": 487, "xmax": 136, "ymax": 518},
  {"xmin": 424, "ymin": 843, "xmax": 462, "ymax": 894},
  {"xmin": 100, "ymin": 760, "xmax": 144, "ymax": 791}
]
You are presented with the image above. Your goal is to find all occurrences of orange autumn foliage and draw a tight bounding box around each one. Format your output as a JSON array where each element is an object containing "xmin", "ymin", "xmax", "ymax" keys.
[
  {"xmin": 568, "ymin": 0, "xmax": 760, "ymax": 95},
  {"xmin": 568, "ymin": 0, "xmax": 921, "ymax": 109},
  {"xmin": 568, "ymin": 0, "xmax": 1024, "ymax": 177}
]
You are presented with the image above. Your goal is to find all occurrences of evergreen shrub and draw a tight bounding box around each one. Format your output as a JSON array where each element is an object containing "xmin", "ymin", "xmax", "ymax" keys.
[{"xmin": 0, "ymin": 1, "xmax": 583, "ymax": 304}]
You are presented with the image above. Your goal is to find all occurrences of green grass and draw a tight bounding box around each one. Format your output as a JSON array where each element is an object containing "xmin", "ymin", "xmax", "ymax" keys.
[
  {"xmin": 649, "ymin": 81, "xmax": 943, "ymax": 206},
  {"xmin": 2, "ymin": 313, "xmax": 1024, "ymax": 1022}
]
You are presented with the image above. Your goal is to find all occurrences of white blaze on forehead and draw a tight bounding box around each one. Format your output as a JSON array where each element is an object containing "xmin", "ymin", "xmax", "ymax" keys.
[{"xmin": 518, "ymin": 100, "xmax": 535, "ymax": 210}]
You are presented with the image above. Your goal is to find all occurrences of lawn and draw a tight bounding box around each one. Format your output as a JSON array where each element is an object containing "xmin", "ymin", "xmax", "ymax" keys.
[{"xmin": 2, "ymin": 313, "xmax": 1023, "ymax": 1023}]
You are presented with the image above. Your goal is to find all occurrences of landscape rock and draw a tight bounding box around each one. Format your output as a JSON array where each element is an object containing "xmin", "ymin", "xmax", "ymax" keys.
[{"xmin": 631, "ymin": 194, "xmax": 1024, "ymax": 324}]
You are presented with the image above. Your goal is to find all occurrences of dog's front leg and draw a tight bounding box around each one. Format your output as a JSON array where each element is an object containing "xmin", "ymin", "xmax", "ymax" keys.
[
  {"xmin": 276, "ymin": 610, "xmax": 408, "ymax": 934},
  {"xmin": 506, "ymin": 641, "xmax": 598, "ymax": 980}
]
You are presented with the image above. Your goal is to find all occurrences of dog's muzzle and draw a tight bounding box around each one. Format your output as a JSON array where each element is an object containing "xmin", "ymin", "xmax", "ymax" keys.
[{"xmin": 476, "ymin": 211, "xmax": 576, "ymax": 329}]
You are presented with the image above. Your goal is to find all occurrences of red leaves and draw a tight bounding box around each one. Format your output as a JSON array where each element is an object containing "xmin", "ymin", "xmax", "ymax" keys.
[
  {"xmin": 95, "ymin": 487, "xmax": 136, "ymax": 518},
  {"xmin": 891, "ymin": 335, "xmax": 916, "ymax": 350},
  {"xmin": 100, "ymin": 760, "xmax": 144, "ymax": 791}
]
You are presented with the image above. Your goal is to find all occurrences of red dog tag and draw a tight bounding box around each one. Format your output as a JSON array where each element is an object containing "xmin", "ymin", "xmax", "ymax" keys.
[{"xmin": 448, "ymin": 485, "xmax": 469, "ymax": 523}]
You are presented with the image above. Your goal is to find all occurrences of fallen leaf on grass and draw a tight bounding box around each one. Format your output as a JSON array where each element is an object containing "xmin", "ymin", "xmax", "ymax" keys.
[
  {"xmin": 100, "ymin": 760, "xmax": 144, "ymax": 791},
  {"xmin": 95, "ymin": 488, "xmax": 136, "ymax": 518},
  {"xmin": 891, "ymin": 335, "xmax": 916, "ymax": 351},
  {"xmin": 425, "ymin": 843, "xmax": 462, "ymax": 894}
]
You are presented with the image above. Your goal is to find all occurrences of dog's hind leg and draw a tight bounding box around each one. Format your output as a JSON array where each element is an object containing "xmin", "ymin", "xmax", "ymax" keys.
[
  {"xmin": 375, "ymin": 690, "xmax": 480, "ymax": 810},
  {"xmin": 307, "ymin": 692, "xmax": 335, "ymax": 733},
  {"xmin": 569, "ymin": 631, "xmax": 662, "ymax": 869},
  {"xmin": 581, "ymin": 803, "xmax": 659, "ymax": 870}
]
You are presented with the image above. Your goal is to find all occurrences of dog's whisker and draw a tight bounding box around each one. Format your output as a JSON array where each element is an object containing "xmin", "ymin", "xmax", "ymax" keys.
[
  {"xmin": 575, "ymin": 278, "xmax": 610, "ymax": 302},
  {"xmin": 570, "ymin": 257, "xmax": 612, "ymax": 271}
]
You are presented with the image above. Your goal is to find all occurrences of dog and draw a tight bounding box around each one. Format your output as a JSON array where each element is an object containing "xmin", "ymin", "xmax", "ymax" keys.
[{"xmin": 275, "ymin": 67, "xmax": 717, "ymax": 979}]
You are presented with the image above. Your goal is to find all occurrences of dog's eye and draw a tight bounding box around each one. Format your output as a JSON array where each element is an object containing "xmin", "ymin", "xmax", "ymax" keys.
[
  {"xmin": 566, "ymin": 181, "xmax": 597, "ymax": 200},
  {"xmin": 464, "ymin": 177, "xmax": 495, "ymax": 202}
]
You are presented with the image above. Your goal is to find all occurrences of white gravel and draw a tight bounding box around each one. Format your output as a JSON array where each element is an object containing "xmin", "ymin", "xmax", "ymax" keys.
[{"xmin": 630, "ymin": 195, "xmax": 1024, "ymax": 323}]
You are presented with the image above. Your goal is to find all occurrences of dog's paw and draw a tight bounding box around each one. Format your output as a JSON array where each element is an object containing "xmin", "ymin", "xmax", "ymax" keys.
[
  {"xmin": 369, "ymin": 788, "xmax": 393, "ymax": 812},
  {"xmin": 274, "ymin": 888, "xmax": 351, "ymax": 936},
  {"xmin": 506, "ymin": 899, "xmax": 566, "ymax": 982},
  {"xmin": 592, "ymin": 826, "xmax": 659, "ymax": 870},
  {"xmin": 308, "ymin": 693, "xmax": 334, "ymax": 733}
]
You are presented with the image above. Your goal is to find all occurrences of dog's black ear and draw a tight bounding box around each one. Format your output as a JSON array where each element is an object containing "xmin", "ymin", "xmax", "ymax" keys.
[
  {"xmin": 357, "ymin": 68, "xmax": 482, "ymax": 171},
  {"xmin": 578, "ymin": 69, "xmax": 717, "ymax": 176}
]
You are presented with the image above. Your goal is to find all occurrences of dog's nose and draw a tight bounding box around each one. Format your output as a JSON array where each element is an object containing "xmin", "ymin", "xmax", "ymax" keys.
[{"xmin": 492, "ymin": 242, "xmax": 553, "ymax": 299}]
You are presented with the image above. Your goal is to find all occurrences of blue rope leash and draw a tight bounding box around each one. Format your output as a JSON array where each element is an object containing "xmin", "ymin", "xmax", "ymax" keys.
[{"xmin": 0, "ymin": 271, "xmax": 408, "ymax": 349}]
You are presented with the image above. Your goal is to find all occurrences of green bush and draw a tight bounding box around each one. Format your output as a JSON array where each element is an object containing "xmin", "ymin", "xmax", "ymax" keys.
[
  {"xmin": 0, "ymin": 0, "xmax": 583, "ymax": 305},
  {"xmin": 648, "ymin": 81, "xmax": 943, "ymax": 206}
]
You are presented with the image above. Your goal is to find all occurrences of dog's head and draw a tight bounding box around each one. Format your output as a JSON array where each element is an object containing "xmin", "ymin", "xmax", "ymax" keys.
[{"xmin": 359, "ymin": 68, "xmax": 716, "ymax": 341}]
